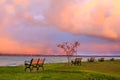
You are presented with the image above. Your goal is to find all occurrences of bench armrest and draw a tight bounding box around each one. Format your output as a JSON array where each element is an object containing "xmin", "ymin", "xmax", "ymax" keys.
[{"xmin": 25, "ymin": 60, "xmax": 31, "ymax": 65}]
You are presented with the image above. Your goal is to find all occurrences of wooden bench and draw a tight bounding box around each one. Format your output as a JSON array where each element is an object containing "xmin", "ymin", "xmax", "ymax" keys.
[
  {"xmin": 110, "ymin": 58, "xmax": 114, "ymax": 61},
  {"xmin": 88, "ymin": 57, "xmax": 95, "ymax": 62},
  {"xmin": 71, "ymin": 58, "xmax": 82, "ymax": 65},
  {"xmin": 37, "ymin": 58, "xmax": 45, "ymax": 71},
  {"xmin": 25, "ymin": 58, "xmax": 45, "ymax": 72},
  {"xmin": 98, "ymin": 58, "xmax": 104, "ymax": 62}
]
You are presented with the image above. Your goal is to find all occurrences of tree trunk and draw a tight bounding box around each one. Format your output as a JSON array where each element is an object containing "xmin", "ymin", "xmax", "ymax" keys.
[{"xmin": 67, "ymin": 55, "xmax": 71, "ymax": 66}]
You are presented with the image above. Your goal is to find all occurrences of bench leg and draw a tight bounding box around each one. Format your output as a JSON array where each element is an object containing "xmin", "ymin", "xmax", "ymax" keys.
[
  {"xmin": 42, "ymin": 66, "xmax": 44, "ymax": 71},
  {"xmin": 25, "ymin": 67, "xmax": 31, "ymax": 72},
  {"xmin": 30, "ymin": 66, "xmax": 38, "ymax": 72},
  {"xmin": 25, "ymin": 67, "xmax": 27, "ymax": 72},
  {"xmin": 37, "ymin": 66, "xmax": 44, "ymax": 71}
]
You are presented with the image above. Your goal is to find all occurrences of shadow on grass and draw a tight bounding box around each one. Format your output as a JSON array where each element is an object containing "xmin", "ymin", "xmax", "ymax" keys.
[
  {"xmin": 41, "ymin": 69, "xmax": 119, "ymax": 80},
  {"xmin": 45, "ymin": 69, "xmax": 84, "ymax": 74}
]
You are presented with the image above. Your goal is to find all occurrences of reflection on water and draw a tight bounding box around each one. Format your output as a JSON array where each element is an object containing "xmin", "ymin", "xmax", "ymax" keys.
[{"xmin": 0, "ymin": 56, "xmax": 120, "ymax": 66}]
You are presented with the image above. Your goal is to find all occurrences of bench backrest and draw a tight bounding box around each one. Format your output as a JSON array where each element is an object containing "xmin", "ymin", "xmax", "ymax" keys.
[
  {"xmin": 101, "ymin": 58, "xmax": 104, "ymax": 60},
  {"xmin": 38, "ymin": 58, "xmax": 45, "ymax": 65},
  {"xmin": 75, "ymin": 58, "xmax": 82, "ymax": 62},
  {"xmin": 90, "ymin": 57, "xmax": 95, "ymax": 60},
  {"xmin": 31, "ymin": 58, "xmax": 39, "ymax": 65}
]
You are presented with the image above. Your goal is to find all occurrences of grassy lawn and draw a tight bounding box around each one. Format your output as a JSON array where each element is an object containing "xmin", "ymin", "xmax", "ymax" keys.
[{"xmin": 0, "ymin": 60, "xmax": 120, "ymax": 80}]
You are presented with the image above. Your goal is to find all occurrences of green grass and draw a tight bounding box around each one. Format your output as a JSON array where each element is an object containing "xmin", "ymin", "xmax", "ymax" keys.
[{"xmin": 0, "ymin": 60, "xmax": 120, "ymax": 80}]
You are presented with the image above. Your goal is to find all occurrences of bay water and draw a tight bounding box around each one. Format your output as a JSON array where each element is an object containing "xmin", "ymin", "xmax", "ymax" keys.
[{"xmin": 0, "ymin": 56, "xmax": 120, "ymax": 66}]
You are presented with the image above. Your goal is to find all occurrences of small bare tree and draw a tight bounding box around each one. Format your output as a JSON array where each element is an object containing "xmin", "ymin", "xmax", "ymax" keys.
[{"xmin": 57, "ymin": 41, "xmax": 80, "ymax": 65}]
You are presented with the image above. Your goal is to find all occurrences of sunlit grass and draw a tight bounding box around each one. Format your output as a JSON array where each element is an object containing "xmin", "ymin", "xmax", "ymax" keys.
[{"xmin": 0, "ymin": 59, "xmax": 120, "ymax": 80}]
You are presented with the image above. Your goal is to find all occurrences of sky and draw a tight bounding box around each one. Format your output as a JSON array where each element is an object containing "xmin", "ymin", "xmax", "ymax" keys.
[{"xmin": 0, "ymin": 0, "xmax": 120, "ymax": 55}]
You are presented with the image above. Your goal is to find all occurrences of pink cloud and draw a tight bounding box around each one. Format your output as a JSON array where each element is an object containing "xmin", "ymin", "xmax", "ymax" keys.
[
  {"xmin": 80, "ymin": 42, "xmax": 120, "ymax": 54},
  {"xmin": 43, "ymin": 0, "xmax": 120, "ymax": 40},
  {"xmin": 0, "ymin": 0, "xmax": 120, "ymax": 55}
]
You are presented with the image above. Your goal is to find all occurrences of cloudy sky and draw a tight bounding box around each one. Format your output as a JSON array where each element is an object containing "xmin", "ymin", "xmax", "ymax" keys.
[{"xmin": 0, "ymin": 0, "xmax": 120, "ymax": 55}]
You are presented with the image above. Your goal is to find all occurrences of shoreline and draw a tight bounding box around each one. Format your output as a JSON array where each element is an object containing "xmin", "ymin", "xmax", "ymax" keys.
[
  {"xmin": 0, "ymin": 57, "xmax": 120, "ymax": 67},
  {"xmin": 0, "ymin": 55, "xmax": 120, "ymax": 57}
]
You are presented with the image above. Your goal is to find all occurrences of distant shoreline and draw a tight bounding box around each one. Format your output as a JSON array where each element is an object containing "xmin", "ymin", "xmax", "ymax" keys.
[
  {"xmin": 0, "ymin": 55, "xmax": 120, "ymax": 66},
  {"xmin": 0, "ymin": 54, "xmax": 120, "ymax": 57}
]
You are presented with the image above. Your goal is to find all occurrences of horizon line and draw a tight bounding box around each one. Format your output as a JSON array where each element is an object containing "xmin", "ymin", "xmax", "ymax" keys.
[{"xmin": 0, "ymin": 54, "xmax": 120, "ymax": 57}]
